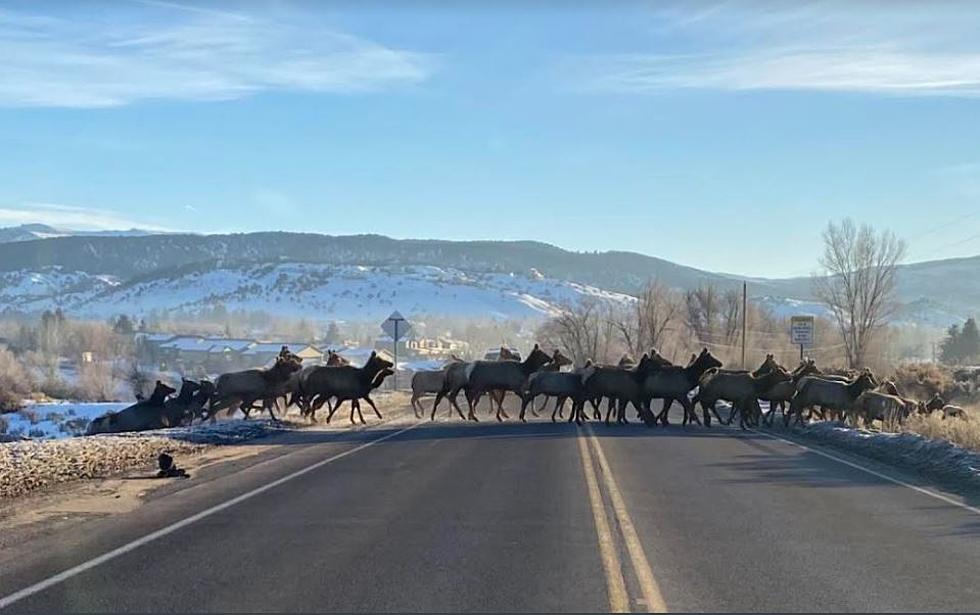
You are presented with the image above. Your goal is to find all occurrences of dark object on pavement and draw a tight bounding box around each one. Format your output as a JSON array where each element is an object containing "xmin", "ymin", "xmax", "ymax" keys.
[{"xmin": 156, "ymin": 452, "xmax": 189, "ymax": 478}]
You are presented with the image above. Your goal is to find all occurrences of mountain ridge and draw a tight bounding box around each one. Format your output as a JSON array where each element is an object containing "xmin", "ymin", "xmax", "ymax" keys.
[{"xmin": 0, "ymin": 229, "xmax": 975, "ymax": 326}]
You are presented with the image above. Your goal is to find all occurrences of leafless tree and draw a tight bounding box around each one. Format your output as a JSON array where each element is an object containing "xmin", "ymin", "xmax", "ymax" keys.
[
  {"xmin": 538, "ymin": 298, "xmax": 617, "ymax": 366},
  {"xmin": 612, "ymin": 279, "xmax": 682, "ymax": 358},
  {"xmin": 813, "ymin": 218, "xmax": 907, "ymax": 368},
  {"xmin": 685, "ymin": 283, "xmax": 719, "ymax": 343},
  {"xmin": 721, "ymin": 288, "xmax": 742, "ymax": 345}
]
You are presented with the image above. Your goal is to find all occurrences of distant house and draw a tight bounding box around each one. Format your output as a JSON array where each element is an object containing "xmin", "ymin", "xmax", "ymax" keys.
[
  {"xmin": 203, "ymin": 338, "xmax": 256, "ymax": 371},
  {"xmin": 376, "ymin": 333, "xmax": 468, "ymax": 359},
  {"xmin": 483, "ymin": 346, "xmax": 522, "ymax": 361},
  {"xmin": 134, "ymin": 332, "xmax": 177, "ymax": 366},
  {"xmin": 240, "ymin": 342, "xmax": 323, "ymax": 368},
  {"xmin": 338, "ymin": 346, "xmax": 394, "ymax": 367}
]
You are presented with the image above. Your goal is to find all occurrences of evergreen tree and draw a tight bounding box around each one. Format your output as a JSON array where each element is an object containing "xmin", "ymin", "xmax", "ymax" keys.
[
  {"xmin": 961, "ymin": 317, "xmax": 980, "ymax": 362},
  {"xmin": 324, "ymin": 322, "xmax": 341, "ymax": 345},
  {"xmin": 112, "ymin": 314, "xmax": 135, "ymax": 335},
  {"xmin": 939, "ymin": 323, "xmax": 961, "ymax": 364}
]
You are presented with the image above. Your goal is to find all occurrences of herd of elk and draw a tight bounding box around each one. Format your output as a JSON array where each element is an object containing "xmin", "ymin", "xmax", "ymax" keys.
[{"xmin": 87, "ymin": 341, "xmax": 970, "ymax": 436}]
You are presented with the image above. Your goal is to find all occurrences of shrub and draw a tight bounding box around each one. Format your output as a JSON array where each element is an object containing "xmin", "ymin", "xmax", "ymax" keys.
[
  {"xmin": 38, "ymin": 375, "xmax": 75, "ymax": 400},
  {"xmin": 74, "ymin": 361, "xmax": 120, "ymax": 402},
  {"xmin": 893, "ymin": 363, "xmax": 954, "ymax": 400},
  {"xmin": 0, "ymin": 348, "xmax": 33, "ymax": 411}
]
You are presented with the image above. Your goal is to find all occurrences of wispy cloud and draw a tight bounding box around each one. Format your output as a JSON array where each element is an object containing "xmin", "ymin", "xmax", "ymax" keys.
[
  {"xmin": 0, "ymin": 3, "xmax": 436, "ymax": 108},
  {"xmin": 0, "ymin": 203, "xmax": 174, "ymax": 231},
  {"xmin": 576, "ymin": 2, "xmax": 980, "ymax": 97}
]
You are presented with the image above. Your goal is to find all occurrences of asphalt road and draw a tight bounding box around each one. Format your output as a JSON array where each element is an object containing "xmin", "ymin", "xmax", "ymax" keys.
[{"xmin": 2, "ymin": 401, "xmax": 980, "ymax": 613}]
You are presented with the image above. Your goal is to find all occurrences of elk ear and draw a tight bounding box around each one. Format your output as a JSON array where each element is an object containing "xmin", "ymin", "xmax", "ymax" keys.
[{"xmin": 533, "ymin": 343, "xmax": 539, "ymax": 350}]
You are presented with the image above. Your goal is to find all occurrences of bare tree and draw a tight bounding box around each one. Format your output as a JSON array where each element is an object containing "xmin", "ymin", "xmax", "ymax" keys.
[
  {"xmin": 538, "ymin": 299, "xmax": 617, "ymax": 365},
  {"xmin": 813, "ymin": 218, "xmax": 907, "ymax": 368},
  {"xmin": 685, "ymin": 283, "xmax": 719, "ymax": 343},
  {"xmin": 612, "ymin": 279, "xmax": 681, "ymax": 358},
  {"xmin": 720, "ymin": 288, "xmax": 741, "ymax": 345}
]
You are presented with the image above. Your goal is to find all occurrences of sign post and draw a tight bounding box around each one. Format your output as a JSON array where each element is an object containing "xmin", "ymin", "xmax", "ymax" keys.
[
  {"xmin": 381, "ymin": 311, "xmax": 411, "ymax": 390},
  {"xmin": 790, "ymin": 315, "xmax": 815, "ymax": 362}
]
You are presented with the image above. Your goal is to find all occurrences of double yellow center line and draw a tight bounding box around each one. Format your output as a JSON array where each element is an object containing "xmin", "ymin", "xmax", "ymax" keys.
[{"xmin": 578, "ymin": 423, "xmax": 668, "ymax": 613}]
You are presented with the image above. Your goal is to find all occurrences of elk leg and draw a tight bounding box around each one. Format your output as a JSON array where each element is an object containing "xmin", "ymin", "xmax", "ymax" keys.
[
  {"xmin": 326, "ymin": 399, "xmax": 342, "ymax": 424},
  {"xmin": 497, "ymin": 391, "xmax": 510, "ymax": 420},
  {"xmin": 532, "ymin": 396, "xmax": 546, "ymax": 417},
  {"xmin": 364, "ymin": 395, "xmax": 383, "ymax": 420},
  {"xmin": 450, "ymin": 389, "xmax": 471, "ymax": 421},
  {"xmin": 431, "ymin": 390, "xmax": 446, "ymax": 421},
  {"xmin": 356, "ymin": 400, "xmax": 366, "ymax": 425}
]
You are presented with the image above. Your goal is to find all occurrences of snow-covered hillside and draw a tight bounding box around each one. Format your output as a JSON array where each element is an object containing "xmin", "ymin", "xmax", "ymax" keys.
[{"xmin": 1, "ymin": 263, "xmax": 634, "ymax": 321}]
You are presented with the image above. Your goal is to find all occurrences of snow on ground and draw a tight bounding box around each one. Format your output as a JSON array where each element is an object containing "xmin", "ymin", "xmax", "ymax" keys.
[
  {"xmin": 1, "ymin": 402, "xmax": 129, "ymax": 440},
  {"xmin": 773, "ymin": 421, "xmax": 980, "ymax": 492},
  {"xmin": 1, "ymin": 263, "xmax": 634, "ymax": 321}
]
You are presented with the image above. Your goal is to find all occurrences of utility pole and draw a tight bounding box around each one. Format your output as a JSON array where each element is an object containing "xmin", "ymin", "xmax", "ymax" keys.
[{"xmin": 741, "ymin": 281, "xmax": 747, "ymax": 369}]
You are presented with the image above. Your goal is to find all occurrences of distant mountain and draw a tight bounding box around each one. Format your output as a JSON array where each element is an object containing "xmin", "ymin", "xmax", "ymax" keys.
[
  {"xmin": 0, "ymin": 263, "xmax": 634, "ymax": 322},
  {"xmin": 0, "ymin": 230, "xmax": 974, "ymax": 326},
  {"xmin": 0, "ymin": 223, "xmax": 158, "ymax": 244}
]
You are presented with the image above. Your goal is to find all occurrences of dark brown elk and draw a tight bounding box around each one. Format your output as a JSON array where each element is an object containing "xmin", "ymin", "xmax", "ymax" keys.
[
  {"xmin": 302, "ymin": 351, "xmax": 394, "ymax": 423},
  {"xmin": 643, "ymin": 348, "xmax": 723, "ymax": 426},
  {"xmin": 695, "ymin": 365, "xmax": 789, "ymax": 429},
  {"xmin": 334, "ymin": 365, "xmax": 395, "ymax": 424},
  {"xmin": 432, "ymin": 348, "xmax": 537, "ymax": 421},
  {"xmin": 463, "ymin": 344, "xmax": 554, "ymax": 422},
  {"xmin": 786, "ymin": 370, "xmax": 878, "ymax": 427},
  {"xmin": 582, "ymin": 354, "xmax": 661, "ymax": 426},
  {"xmin": 86, "ymin": 381, "xmax": 177, "ymax": 435},
  {"xmin": 206, "ymin": 354, "xmax": 303, "ymax": 422},
  {"xmin": 186, "ymin": 379, "xmax": 216, "ymax": 423},
  {"xmin": 760, "ymin": 359, "xmax": 821, "ymax": 426}
]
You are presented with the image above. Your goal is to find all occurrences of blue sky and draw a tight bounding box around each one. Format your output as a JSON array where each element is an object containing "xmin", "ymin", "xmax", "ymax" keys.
[{"xmin": 1, "ymin": 1, "xmax": 979, "ymax": 277}]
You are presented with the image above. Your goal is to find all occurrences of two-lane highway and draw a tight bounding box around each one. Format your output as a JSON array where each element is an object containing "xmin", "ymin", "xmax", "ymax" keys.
[{"xmin": 2, "ymin": 404, "xmax": 980, "ymax": 612}]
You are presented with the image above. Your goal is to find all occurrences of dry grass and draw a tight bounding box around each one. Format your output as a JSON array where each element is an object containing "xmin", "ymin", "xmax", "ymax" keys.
[
  {"xmin": 892, "ymin": 363, "xmax": 954, "ymax": 399},
  {"xmin": 902, "ymin": 407, "xmax": 980, "ymax": 453}
]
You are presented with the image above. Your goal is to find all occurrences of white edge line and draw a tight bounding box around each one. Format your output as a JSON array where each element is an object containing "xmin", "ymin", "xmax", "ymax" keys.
[
  {"xmin": 0, "ymin": 422, "xmax": 420, "ymax": 611},
  {"xmin": 748, "ymin": 427, "xmax": 980, "ymax": 517}
]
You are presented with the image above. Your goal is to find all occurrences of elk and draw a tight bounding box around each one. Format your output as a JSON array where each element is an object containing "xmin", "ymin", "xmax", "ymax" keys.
[
  {"xmin": 87, "ymin": 381, "xmax": 178, "ymax": 435},
  {"xmin": 786, "ymin": 370, "xmax": 878, "ymax": 427},
  {"xmin": 206, "ymin": 354, "xmax": 303, "ymax": 422},
  {"xmin": 760, "ymin": 359, "xmax": 821, "ymax": 426},
  {"xmin": 526, "ymin": 349, "xmax": 574, "ymax": 418},
  {"xmin": 695, "ymin": 365, "xmax": 790, "ymax": 429},
  {"xmin": 463, "ymin": 345, "xmax": 554, "ymax": 422},
  {"xmin": 582, "ymin": 354, "xmax": 661, "ymax": 426},
  {"xmin": 520, "ymin": 358, "xmax": 590, "ymax": 423},
  {"xmin": 852, "ymin": 389, "xmax": 911, "ymax": 429},
  {"xmin": 410, "ymin": 354, "xmax": 463, "ymax": 418},
  {"xmin": 643, "ymin": 348, "xmax": 723, "ymax": 426},
  {"xmin": 302, "ymin": 351, "xmax": 394, "ymax": 423}
]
